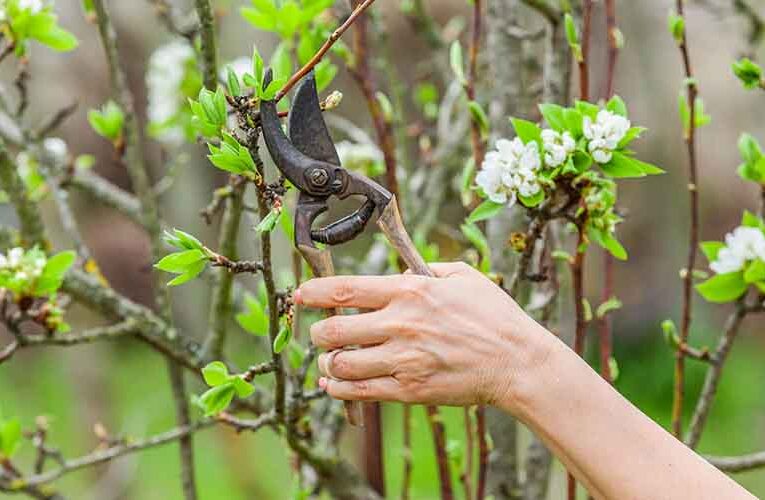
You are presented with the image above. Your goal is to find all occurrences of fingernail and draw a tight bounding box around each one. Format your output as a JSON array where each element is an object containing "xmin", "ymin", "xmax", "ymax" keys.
[
  {"xmin": 318, "ymin": 377, "xmax": 328, "ymax": 390},
  {"xmin": 293, "ymin": 288, "xmax": 302, "ymax": 305}
]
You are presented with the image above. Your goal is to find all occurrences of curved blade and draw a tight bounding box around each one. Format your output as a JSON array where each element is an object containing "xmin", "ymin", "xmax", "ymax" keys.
[
  {"xmin": 288, "ymin": 71, "xmax": 341, "ymax": 166},
  {"xmin": 260, "ymin": 69, "xmax": 321, "ymax": 191}
]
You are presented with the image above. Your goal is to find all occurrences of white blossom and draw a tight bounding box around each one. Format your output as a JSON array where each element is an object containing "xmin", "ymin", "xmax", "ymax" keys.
[
  {"xmin": 584, "ymin": 110, "xmax": 630, "ymax": 164},
  {"xmin": 477, "ymin": 137, "xmax": 543, "ymax": 206},
  {"xmin": 43, "ymin": 137, "xmax": 68, "ymax": 162},
  {"xmin": 146, "ymin": 40, "xmax": 196, "ymax": 146},
  {"xmin": 19, "ymin": 0, "xmax": 45, "ymax": 14},
  {"xmin": 710, "ymin": 226, "xmax": 765, "ymax": 274},
  {"xmin": 542, "ymin": 129, "xmax": 576, "ymax": 167}
]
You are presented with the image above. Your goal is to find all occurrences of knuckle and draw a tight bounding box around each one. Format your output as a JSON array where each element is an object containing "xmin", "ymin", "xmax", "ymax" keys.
[
  {"xmin": 398, "ymin": 277, "xmax": 429, "ymax": 301},
  {"xmin": 332, "ymin": 352, "xmax": 353, "ymax": 378},
  {"xmin": 313, "ymin": 318, "xmax": 343, "ymax": 347},
  {"xmin": 331, "ymin": 280, "xmax": 356, "ymax": 305},
  {"xmin": 351, "ymin": 380, "xmax": 371, "ymax": 399}
]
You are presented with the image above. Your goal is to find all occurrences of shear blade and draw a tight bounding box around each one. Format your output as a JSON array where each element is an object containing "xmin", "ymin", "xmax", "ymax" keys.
[{"xmin": 288, "ymin": 71, "xmax": 341, "ymax": 167}]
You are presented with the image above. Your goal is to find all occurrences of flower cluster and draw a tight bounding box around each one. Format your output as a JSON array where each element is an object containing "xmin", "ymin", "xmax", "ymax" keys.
[
  {"xmin": 583, "ymin": 110, "xmax": 631, "ymax": 164},
  {"xmin": 709, "ymin": 226, "xmax": 765, "ymax": 274},
  {"xmin": 476, "ymin": 138, "xmax": 542, "ymax": 207},
  {"xmin": 542, "ymin": 129, "xmax": 576, "ymax": 167},
  {"xmin": 0, "ymin": 247, "xmax": 46, "ymax": 285},
  {"xmin": 146, "ymin": 40, "xmax": 201, "ymax": 146}
]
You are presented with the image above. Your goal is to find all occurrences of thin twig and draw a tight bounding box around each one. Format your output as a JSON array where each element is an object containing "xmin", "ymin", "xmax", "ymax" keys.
[
  {"xmin": 275, "ymin": 0, "xmax": 378, "ymax": 102},
  {"xmin": 475, "ymin": 407, "xmax": 488, "ymax": 500},
  {"xmin": 672, "ymin": 0, "xmax": 701, "ymax": 440},
  {"xmin": 685, "ymin": 302, "xmax": 748, "ymax": 448},
  {"xmin": 193, "ymin": 0, "xmax": 217, "ymax": 90},
  {"xmin": 707, "ymin": 450, "xmax": 765, "ymax": 473}
]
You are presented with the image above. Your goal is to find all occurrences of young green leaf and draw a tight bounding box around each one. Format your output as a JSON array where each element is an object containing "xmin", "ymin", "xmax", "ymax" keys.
[
  {"xmin": 661, "ymin": 319, "xmax": 680, "ymax": 349},
  {"xmin": 273, "ymin": 324, "xmax": 292, "ymax": 354},
  {"xmin": 256, "ymin": 209, "xmax": 281, "ymax": 233},
  {"xmin": 460, "ymin": 223, "xmax": 491, "ymax": 274},
  {"xmin": 226, "ymin": 67, "xmax": 241, "ymax": 97},
  {"xmin": 155, "ymin": 249, "xmax": 206, "ymax": 273},
  {"xmin": 88, "ymin": 101, "xmax": 124, "ymax": 142},
  {"xmin": 0, "ymin": 417, "xmax": 22, "ymax": 458},
  {"xmin": 606, "ymin": 95, "xmax": 628, "ymax": 117},
  {"xmin": 197, "ymin": 384, "xmax": 236, "ymax": 417},
  {"xmin": 167, "ymin": 259, "xmax": 208, "ymax": 287},
  {"xmin": 202, "ymin": 361, "xmax": 230, "ymax": 387},
  {"xmin": 732, "ymin": 57, "xmax": 763, "ymax": 90},
  {"xmin": 232, "ymin": 377, "xmax": 256, "ymax": 398},
  {"xmin": 468, "ymin": 101, "xmax": 490, "ymax": 140},
  {"xmin": 164, "ymin": 229, "xmax": 204, "ymax": 251},
  {"xmin": 34, "ymin": 250, "xmax": 76, "ymax": 295},
  {"xmin": 450, "ymin": 41, "xmax": 466, "ymax": 85},
  {"xmin": 596, "ymin": 297, "xmax": 623, "ymax": 319},
  {"xmin": 667, "ymin": 12, "xmax": 685, "ymax": 44},
  {"xmin": 700, "ymin": 241, "xmax": 724, "ymax": 262},
  {"xmin": 696, "ymin": 271, "xmax": 748, "ymax": 303},
  {"xmin": 510, "ymin": 118, "xmax": 542, "ymax": 146},
  {"xmin": 744, "ymin": 259, "xmax": 765, "ymax": 284},
  {"xmin": 539, "ymin": 103, "xmax": 567, "ymax": 131},
  {"xmin": 467, "ymin": 199, "xmax": 505, "ymax": 224},
  {"xmin": 236, "ymin": 294, "xmax": 269, "ymax": 336}
]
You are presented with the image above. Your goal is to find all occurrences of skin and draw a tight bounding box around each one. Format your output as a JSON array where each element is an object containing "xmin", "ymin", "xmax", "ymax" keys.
[{"xmin": 295, "ymin": 262, "xmax": 755, "ymax": 500}]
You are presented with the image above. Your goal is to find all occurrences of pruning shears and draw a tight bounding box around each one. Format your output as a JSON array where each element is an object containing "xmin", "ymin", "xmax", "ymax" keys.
[{"xmin": 260, "ymin": 69, "xmax": 434, "ymax": 426}]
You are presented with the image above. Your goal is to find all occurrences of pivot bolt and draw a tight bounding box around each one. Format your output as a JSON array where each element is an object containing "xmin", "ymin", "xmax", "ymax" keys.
[{"xmin": 309, "ymin": 169, "xmax": 329, "ymax": 187}]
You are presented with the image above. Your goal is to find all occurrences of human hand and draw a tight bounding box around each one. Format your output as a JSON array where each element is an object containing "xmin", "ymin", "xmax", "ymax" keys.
[{"xmin": 295, "ymin": 262, "xmax": 555, "ymax": 412}]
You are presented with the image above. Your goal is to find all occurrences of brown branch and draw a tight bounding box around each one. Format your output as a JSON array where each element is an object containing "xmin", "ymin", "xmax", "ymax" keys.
[
  {"xmin": 569, "ymin": 223, "xmax": 588, "ymax": 500},
  {"xmin": 579, "ymin": 0, "xmax": 594, "ymax": 102},
  {"xmin": 275, "ymin": 0, "xmax": 378, "ymax": 102},
  {"xmin": 193, "ymin": 0, "xmax": 218, "ymax": 90},
  {"xmin": 461, "ymin": 407, "xmax": 475, "ymax": 500},
  {"xmin": 685, "ymin": 302, "xmax": 749, "ymax": 448},
  {"xmin": 672, "ymin": 0, "xmax": 701, "ymax": 440},
  {"xmin": 401, "ymin": 404, "xmax": 413, "ymax": 500},
  {"xmin": 598, "ymin": 0, "xmax": 619, "ymax": 385},
  {"xmin": 707, "ymin": 450, "xmax": 765, "ymax": 473},
  {"xmin": 347, "ymin": 0, "xmax": 400, "ymax": 202},
  {"xmin": 465, "ymin": 0, "xmax": 485, "ymax": 170},
  {"xmin": 475, "ymin": 407, "xmax": 488, "ymax": 500},
  {"xmin": 426, "ymin": 405, "xmax": 454, "ymax": 500}
]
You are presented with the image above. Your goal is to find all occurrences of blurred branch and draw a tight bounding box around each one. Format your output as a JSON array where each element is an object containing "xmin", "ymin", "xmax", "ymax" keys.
[
  {"xmin": 90, "ymin": 2, "xmax": 197, "ymax": 496},
  {"xmin": 202, "ymin": 179, "xmax": 245, "ymax": 360},
  {"xmin": 685, "ymin": 300, "xmax": 750, "ymax": 448},
  {"xmin": 193, "ymin": 0, "xmax": 218, "ymax": 90},
  {"xmin": 0, "ymin": 139, "xmax": 46, "ymax": 247},
  {"xmin": 707, "ymin": 450, "xmax": 765, "ymax": 473},
  {"xmin": 0, "ymin": 421, "xmax": 217, "ymax": 493},
  {"xmin": 148, "ymin": 0, "xmax": 199, "ymax": 40},
  {"xmin": 672, "ymin": 0, "xmax": 702, "ymax": 440},
  {"xmin": 66, "ymin": 170, "xmax": 142, "ymax": 225},
  {"xmin": 521, "ymin": 0, "xmax": 560, "ymax": 25}
]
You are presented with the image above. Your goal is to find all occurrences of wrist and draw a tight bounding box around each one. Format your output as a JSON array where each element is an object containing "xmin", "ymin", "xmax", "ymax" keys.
[{"xmin": 490, "ymin": 318, "xmax": 569, "ymax": 421}]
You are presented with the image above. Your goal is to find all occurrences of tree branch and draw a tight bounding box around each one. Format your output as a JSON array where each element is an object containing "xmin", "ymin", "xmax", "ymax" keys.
[
  {"xmin": 707, "ymin": 450, "xmax": 765, "ymax": 473},
  {"xmin": 193, "ymin": 0, "xmax": 217, "ymax": 90}
]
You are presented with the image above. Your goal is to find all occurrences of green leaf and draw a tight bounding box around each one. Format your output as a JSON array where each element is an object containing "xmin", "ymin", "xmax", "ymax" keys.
[
  {"xmin": 738, "ymin": 133, "xmax": 762, "ymax": 164},
  {"xmin": 700, "ymin": 241, "xmax": 724, "ymax": 262},
  {"xmin": 241, "ymin": 7, "xmax": 277, "ymax": 31},
  {"xmin": 164, "ymin": 229, "xmax": 204, "ymax": 251},
  {"xmin": 617, "ymin": 127, "xmax": 646, "ymax": 149},
  {"xmin": 256, "ymin": 209, "xmax": 281, "ymax": 233},
  {"xmin": 34, "ymin": 250, "xmax": 76, "ymax": 295},
  {"xmin": 236, "ymin": 294, "xmax": 268, "ymax": 336},
  {"xmin": 668, "ymin": 12, "xmax": 685, "ymax": 44},
  {"xmin": 33, "ymin": 23, "xmax": 79, "ymax": 52},
  {"xmin": 198, "ymin": 384, "xmax": 236, "ymax": 417},
  {"xmin": 251, "ymin": 45, "xmax": 265, "ymax": 88},
  {"xmin": 0, "ymin": 418, "xmax": 21, "ymax": 458},
  {"xmin": 563, "ymin": 109, "xmax": 584, "ymax": 138},
  {"xmin": 696, "ymin": 271, "xmax": 748, "ymax": 303},
  {"xmin": 202, "ymin": 361, "xmax": 230, "ymax": 387},
  {"xmin": 606, "ymin": 95, "xmax": 627, "ymax": 117},
  {"xmin": 582, "ymin": 298, "xmax": 593, "ymax": 322},
  {"xmin": 287, "ymin": 342, "xmax": 306, "ymax": 370},
  {"xmin": 601, "ymin": 152, "xmax": 664, "ymax": 178},
  {"xmin": 539, "ymin": 103, "xmax": 567, "ymax": 131},
  {"xmin": 167, "ymin": 259, "xmax": 207, "ymax": 287},
  {"xmin": 596, "ymin": 296, "xmax": 623, "ymax": 319},
  {"xmin": 741, "ymin": 210, "xmax": 765, "ymax": 231},
  {"xmin": 461, "ymin": 223, "xmax": 491, "ymax": 273},
  {"xmin": 468, "ymin": 101, "xmax": 490, "ymax": 140},
  {"xmin": 467, "ymin": 199, "xmax": 505, "ymax": 223},
  {"xmin": 270, "ymin": 42, "xmax": 293, "ymax": 82},
  {"xmin": 450, "ymin": 41, "xmax": 466, "ymax": 84},
  {"xmin": 155, "ymin": 249, "xmax": 206, "ymax": 273},
  {"xmin": 226, "ymin": 67, "xmax": 241, "ymax": 97},
  {"xmin": 273, "ymin": 324, "xmax": 292, "ymax": 354},
  {"xmin": 744, "ymin": 259, "xmax": 765, "ymax": 284},
  {"xmin": 661, "ymin": 319, "xmax": 680, "ymax": 349},
  {"xmin": 232, "ymin": 377, "xmax": 255, "ymax": 398},
  {"xmin": 260, "ymin": 77, "xmax": 287, "ymax": 100},
  {"xmin": 732, "ymin": 57, "xmax": 763, "ymax": 90},
  {"xmin": 510, "ymin": 118, "xmax": 542, "ymax": 146},
  {"xmin": 88, "ymin": 101, "xmax": 124, "ymax": 141},
  {"xmin": 589, "ymin": 226, "xmax": 628, "ymax": 260},
  {"xmin": 314, "ymin": 60, "xmax": 338, "ymax": 91},
  {"xmin": 518, "ymin": 190, "xmax": 545, "ymax": 208},
  {"xmin": 565, "ymin": 13, "xmax": 579, "ymax": 47}
]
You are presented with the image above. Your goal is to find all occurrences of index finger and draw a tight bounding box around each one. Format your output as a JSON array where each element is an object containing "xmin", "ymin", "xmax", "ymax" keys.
[{"xmin": 296, "ymin": 275, "xmax": 403, "ymax": 310}]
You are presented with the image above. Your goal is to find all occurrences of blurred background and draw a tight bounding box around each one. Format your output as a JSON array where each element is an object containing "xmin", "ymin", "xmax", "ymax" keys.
[{"xmin": 0, "ymin": 0, "xmax": 764, "ymax": 498}]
